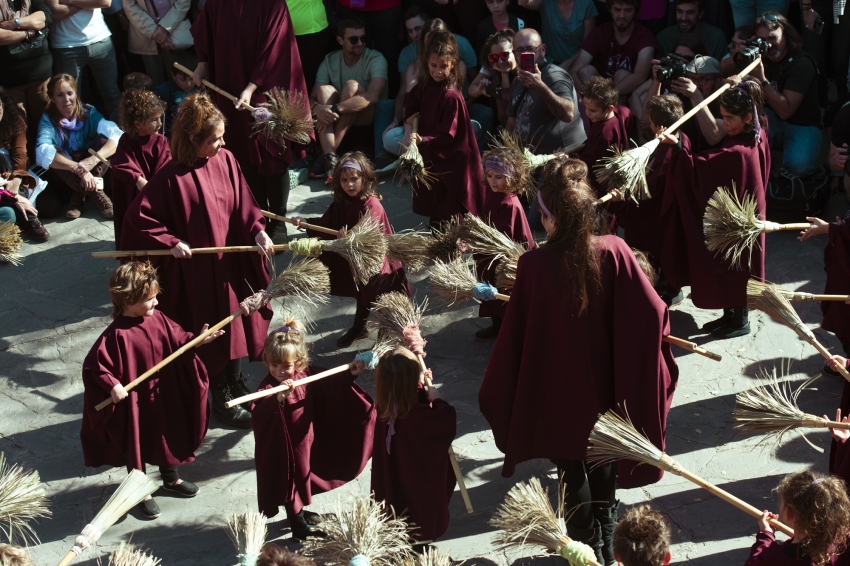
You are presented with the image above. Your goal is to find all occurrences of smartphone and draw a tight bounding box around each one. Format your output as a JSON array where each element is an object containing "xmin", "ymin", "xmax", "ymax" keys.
[
  {"xmin": 485, "ymin": 83, "xmax": 502, "ymax": 97},
  {"xmin": 519, "ymin": 52, "xmax": 535, "ymax": 73},
  {"xmin": 814, "ymin": 17, "xmax": 824, "ymax": 34},
  {"xmin": 95, "ymin": 177, "xmax": 104, "ymax": 190}
]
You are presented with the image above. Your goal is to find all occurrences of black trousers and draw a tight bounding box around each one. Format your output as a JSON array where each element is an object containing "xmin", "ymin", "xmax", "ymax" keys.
[
  {"xmin": 127, "ymin": 462, "xmax": 179, "ymax": 484},
  {"xmin": 239, "ymin": 162, "xmax": 290, "ymax": 238},
  {"xmin": 556, "ymin": 459, "xmax": 617, "ymax": 529}
]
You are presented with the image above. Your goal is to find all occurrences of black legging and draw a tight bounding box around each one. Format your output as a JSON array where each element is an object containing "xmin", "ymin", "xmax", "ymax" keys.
[
  {"xmin": 240, "ymin": 162, "xmax": 290, "ymax": 238},
  {"xmin": 556, "ymin": 459, "xmax": 617, "ymax": 531},
  {"xmin": 127, "ymin": 463, "xmax": 179, "ymax": 484}
]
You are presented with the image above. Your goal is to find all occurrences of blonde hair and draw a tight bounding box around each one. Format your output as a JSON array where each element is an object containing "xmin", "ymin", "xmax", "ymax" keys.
[
  {"xmin": 46, "ymin": 74, "xmax": 85, "ymax": 124},
  {"xmin": 262, "ymin": 318, "xmax": 311, "ymax": 369},
  {"xmin": 0, "ymin": 544, "xmax": 36, "ymax": 566},
  {"xmin": 109, "ymin": 262, "xmax": 161, "ymax": 319},
  {"xmin": 374, "ymin": 346, "xmax": 421, "ymax": 420},
  {"xmin": 613, "ymin": 505, "xmax": 671, "ymax": 566}
]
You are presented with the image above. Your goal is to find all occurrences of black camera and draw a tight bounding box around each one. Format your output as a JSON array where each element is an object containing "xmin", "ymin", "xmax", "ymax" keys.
[
  {"xmin": 485, "ymin": 83, "xmax": 502, "ymax": 98},
  {"xmin": 733, "ymin": 37, "xmax": 768, "ymax": 69},
  {"xmin": 656, "ymin": 54, "xmax": 689, "ymax": 83}
]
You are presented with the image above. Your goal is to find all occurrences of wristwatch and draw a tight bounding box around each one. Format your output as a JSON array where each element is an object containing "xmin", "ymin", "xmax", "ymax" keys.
[
  {"xmin": 14, "ymin": 17, "xmax": 21, "ymax": 28},
  {"xmin": 761, "ymin": 79, "xmax": 770, "ymax": 89}
]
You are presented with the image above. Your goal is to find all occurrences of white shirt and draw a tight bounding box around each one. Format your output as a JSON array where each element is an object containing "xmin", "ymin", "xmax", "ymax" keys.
[{"xmin": 50, "ymin": 8, "xmax": 112, "ymax": 49}]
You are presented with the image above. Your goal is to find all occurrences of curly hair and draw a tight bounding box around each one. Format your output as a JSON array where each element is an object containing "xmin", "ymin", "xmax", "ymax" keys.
[
  {"xmin": 46, "ymin": 74, "xmax": 86, "ymax": 124},
  {"xmin": 479, "ymin": 29, "xmax": 516, "ymax": 71},
  {"xmin": 582, "ymin": 76, "xmax": 619, "ymax": 109},
  {"xmin": 646, "ymin": 94, "xmax": 684, "ymax": 129},
  {"xmin": 613, "ymin": 505, "xmax": 671, "ymax": 566},
  {"xmin": 109, "ymin": 261, "xmax": 161, "ymax": 319},
  {"xmin": 632, "ymin": 248, "xmax": 657, "ymax": 285},
  {"xmin": 0, "ymin": 88, "xmax": 25, "ymax": 152},
  {"xmin": 170, "ymin": 92, "xmax": 226, "ymax": 166},
  {"xmin": 331, "ymin": 150, "xmax": 381, "ymax": 204},
  {"xmin": 776, "ymin": 472, "xmax": 850, "ymax": 566},
  {"xmin": 256, "ymin": 544, "xmax": 317, "ymax": 566},
  {"xmin": 118, "ymin": 89, "xmax": 166, "ymax": 139},
  {"xmin": 719, "ymin": 80, "xmax": 765, "ymax": 136},
  {"xmin": 262, "ymin": 318, "xmax": 311, "ymax": 369},
  {"xmin": 374, "ymin": 346, "xmax": 421, "ymax": 420},
  {"xmin": 418, "ymin": 30, "xmax": 464, "ymax": 93},
  {"xmin": 482, "ymin": 146, "xmax": 527, "ymax": 195},
  {"xmin": 0, "ymin": 544, "xmax": 36, "ymax": 566}
]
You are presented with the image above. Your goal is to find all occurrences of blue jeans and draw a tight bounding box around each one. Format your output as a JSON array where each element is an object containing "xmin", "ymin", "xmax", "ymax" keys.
[
  {"xmin": 377, "ymin": 102, "xmax": 486, "ymax": 156},
  {"xmin": 374, "ymin": 98, "xmax": 395, "ymax": 157},
  {"xmin": 52, "ymin": 37, "xmax": 122, "ymax": 119},
  {"xmin": 764, "ymin": 107, "xmax": 822, "ymax": 177},
  {"xmin": 729, "ymin": 0, "xmax": 790, "ymax": 28},
  {"xmin": 0, "ymin": 206, "xmax": 15, "ymax": 224}
]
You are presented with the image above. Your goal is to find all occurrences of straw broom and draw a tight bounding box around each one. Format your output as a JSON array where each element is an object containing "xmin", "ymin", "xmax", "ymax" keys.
[
  {"xmin": 385, "ymin": 230, "xmax": 432, "ymax": 271},
  {"xmin": 746, "ymin": 279, "xmax": 850, "ymax": 303},
  {"xmin": 395, "ymin": 117, "xmax": 436, "ymax": 191},
  {"xmin": 490, "ymin": 477, "xmax": 602, "ymax": 566},
  {"xmin": 0, "ymin": 221, "xmax": 23, "ymax": 266},
  {"xmin": 427, "ymin": 256, "xmax": 510, "ymax": 307},
  {"xmin": 107, "ymin": 543, "xmax": 161, "ymax": 566},
  {"xmin": 0, "ymin": 453, "xmax": 51, "ymax": 546},
  {"xmin": 56, "ymin": 470, "xmax": 158, "ymax": 566},
  {"xmin": 747, "ymin": 281, "xmax": 850, "ymax": 381},
  {"xmin": 426, "ymin": 218, "xmax": 466, "ymax": 263},
  {"xmin": 262, "ymin": 210, "xmax": 339, "ymax": 236},
  {"xmin": 303, "ymin": 495, "xmax": 413, "ymax": 566},
  {"xmin": 227, "ymin": 508, "xmax": 267, "ymax": 566},
  {"xmin": 403, "ymin": 547, "xmax": 454, "ymax": 566},
  {"xmin": 96, "ymin": 258, "xmax": 331, "ymax": 411},
  {"xmin": 460, "ymin": 214, "xmax": 527, "ymax": 263},
  {"xmin": 587, "ymin": 408, "xmax": 794, "ymax": 537},
  {"xmin": 704, "ymin": 187, "xmax": 810, "ymax": 270},
  {"xmin": 490, "ymin": 130, "xmax": 584, "ymax": 170}
]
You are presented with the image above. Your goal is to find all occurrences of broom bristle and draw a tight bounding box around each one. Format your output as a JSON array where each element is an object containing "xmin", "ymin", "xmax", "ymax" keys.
[
  {"xmin": 460, "ymin": 214, "xmax": 527, "ymax": 263},
  {"xmin": 267, "ymin": 257, "xmax": 331, "ymax": 308},
  {"xmin": 386, "ymin": 230, "xmax": 432, "ymax": 271},
  {"xmin": 586, "ymin": 408, "xmax": 670, "ymax": 471},
  {"xmin": 593, "ymin": 140, "xmax": 657, "ymax": 202},
  {"xmin": 107, "ymin": 543, "xmax": 162, "ymax": 566},
  {"xmin": 426, "ymin": 219, "xmax": 465, "ymax": 262},
  {"xmin": 490, "ymin": 477, "xmax": 567, "ymax": 553},
  {"xmin": 703, "ymin": 185, "xmax": 762, "ymax": 270},
  {"xmin": 746, "ymin": 279, "xmax": 807, "ymax": 302},
  {"xmin": 0, "ymin": 453, "xmax": 51, "ymax": 546},
  {"xmin": 394, "ymin": 140, "xmax": 436, "ymax": 191},
  {"xmin": 371, "ymin": 332, "xmax": 402, "ymax": 359},
  {"xmin": 747, "ymin": 282, "xmax": 815, "ymax": 341},
  {"xmin": 325, "ymin": 214, "xmax": 388, "ymax": 286},
  {"xmin": 252, "ymin": 87, "xmax": 313, "ymax": 148},
  {"xmin": 403, "ymin": 546, "xmax": 453, "ymax": 566},
  {"xmin": 226, "ymin": 508, "xmax": 267, "ymax": 559},
  {"xmin": 87, "ymin": 470, "xmax": 158, "ymax": 543},
  {"xmin": 0, "ymin": 221, "xmax": 23, "ymax": 266},
  {"xmin": 495, "ymin": 257, "xmax": 518, "ymax": 290},
  {"xmin": 427, "ymin": 256, "xmax": 479, "ymax": 307},
  {"xmin": 303, "ymin": 496, "xmax": 413, "ymax": 565},
  {"xmin": 367, "ymin": 292, "xmax": 427, "ymax": 337}
]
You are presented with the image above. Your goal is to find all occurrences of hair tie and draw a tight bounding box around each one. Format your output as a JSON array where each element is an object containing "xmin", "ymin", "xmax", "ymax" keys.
[
  {"xmin": 811, "ymin": 478, "xmax": 826, "ymax": 486},
  {"xmin": 275, "ymin": 325, "xmax": 300, "ymax": 335},
  {"xmin": 485, "ymin": 155, "xmax": 514, "ymax": 178},
  {"xmin": 339, "ymin": 160, "xmax": 362, "ymax": 172},
  {"xmin": 536, "ymin": 190, "xmax": 553, "ymax": 219}
]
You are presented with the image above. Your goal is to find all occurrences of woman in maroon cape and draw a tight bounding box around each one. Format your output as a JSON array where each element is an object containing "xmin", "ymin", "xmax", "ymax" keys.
[
  {"xmin": 404, "ymin": 31, "xmax": 485, "ymax": 227},
  {"xmin": 478, "ymin": 159, "xmax": 678, "ymax": 565},
  {"xmin": 112, "ymin": 89, "xmax": 172, "ymax": 246},
  {"xmin": 371, "ymin": 346, "xmax": 457, "ymax": 542},
  {"xmin": 297, "ymin": 152, "xmax": 410, "ymax": 348},
  {"xmin": 659, "ymin": 79, "xmax": 770, "ymax": 339},
  {"xmin": 191, "ymin": 0, "xmax": 313, "ymax": 239},
  {"xmin": 82, "ymin": 262, "xmax": 222, "ymax": 519},
  {"xmin": 251, "ymin": 321, "xmax": 376, "ymax": 540},
  {"xmin": 120, "ymin": 93, "xmax": 274, "ymax": 429}
]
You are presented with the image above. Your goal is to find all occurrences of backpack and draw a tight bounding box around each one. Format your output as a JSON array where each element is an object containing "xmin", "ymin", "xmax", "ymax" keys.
[{"xmin": 765, "ymin": 166, "xmax": 830, "ymax": 224}]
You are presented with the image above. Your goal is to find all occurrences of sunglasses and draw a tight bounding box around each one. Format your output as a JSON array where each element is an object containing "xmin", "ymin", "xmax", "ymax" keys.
[
  {"xmin": 488, "ymin": 52, "xmax": 511, "ymax": 63},
  {"xmin": 347, "ymin": 34, "xmax": 367, "ymax": 44}
]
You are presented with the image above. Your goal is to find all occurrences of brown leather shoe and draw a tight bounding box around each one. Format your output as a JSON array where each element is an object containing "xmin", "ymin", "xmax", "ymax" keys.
[
  {"xmin": 24, "ymin": 217, "xmax": 49, "ymax": 242},
  {"xmin": 66, "ymin": 191, "xmax": 85, "ymax": 219},
  {"xmin": 93, "ymin": 189, "xmax": 114, "ymax": 219}
]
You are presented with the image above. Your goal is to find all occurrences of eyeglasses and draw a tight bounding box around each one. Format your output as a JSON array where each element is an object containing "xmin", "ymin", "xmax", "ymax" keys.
[
  {"xmin": 692, "ymin": 75, "xmax": 718, "ymax": 85},
  {"xmin": 488, "ymin": 52, "xmax": 511, "ymax": 63},
  {"xmin": 347, "ymin": 35, "xmax": 367, "ymax": 44},
  {"xmin": 512, "ymin": 45, "xmax": 540, "ymax": 54}
]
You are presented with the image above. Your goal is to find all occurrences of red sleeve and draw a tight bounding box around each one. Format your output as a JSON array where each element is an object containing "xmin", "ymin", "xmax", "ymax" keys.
[
  {"xmin": 191, "ymin": 0, "xmax": 214, "ymax": 64},
  {"xmin": 83, "ymin": 334, "xmax": 122, "ymax": 392},
  {"xmin": 111, "ymin": 136, "xmax": 144, "ymax": 186},
  {"xmin": 124, "ymin": 175, "xmax": 183, "ymax": 249},
  {"xmin": 419, "ymin": 93, "xmax": 461, "ymax": 148},
  {"xmin": 160, "ymin": 311, "xmax": 195, "ymax": 345},
  {"xmin": 744, "ymin": 531, "xmax": 777, "ymax": 565}
]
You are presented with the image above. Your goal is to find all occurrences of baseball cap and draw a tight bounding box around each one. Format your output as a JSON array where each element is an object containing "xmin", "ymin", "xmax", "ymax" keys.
[{"xmin": 686, "ymin": 55, "xmax": 722, "ymax": 75}]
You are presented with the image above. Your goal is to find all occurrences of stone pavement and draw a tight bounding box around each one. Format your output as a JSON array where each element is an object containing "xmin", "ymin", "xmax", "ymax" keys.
[{"xmin": 2, "ymin": 173, "xmax": 849, "ymax": 566}]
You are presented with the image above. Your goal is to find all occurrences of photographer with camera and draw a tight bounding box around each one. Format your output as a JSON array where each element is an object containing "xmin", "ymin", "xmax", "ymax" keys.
[{"xmin": 670, "ymin": 55, "xmax": 726, "ymax": 150}]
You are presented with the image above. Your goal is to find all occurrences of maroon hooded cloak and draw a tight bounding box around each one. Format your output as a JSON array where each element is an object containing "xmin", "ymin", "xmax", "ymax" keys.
[
  {"xmin": 191, "ymin": 0, "xmax": 312, "ymax": 174},
  {"xmin": 371, "ymin": 389, "xmax": 457, "ymax": 541},
  {"xmin": 745, "ymin": 531, "xmax": 844, "ymax": 565},
  {"xmin": 404, "ymin": 80, "xmax": 485, "ymax": 221},
  {"xmin": 119, "ymin": 148, "xmax": 272, "ymax": 377},
  {"xmin": 821, "ymin": 223, "xmax": 850, "ymax": 345},
  {"xmin": 306, "ymin": 195, "xmax": 410, "ymax": 306},
  {"xmin": 478, "ymin": 235, "xmax": 678, "ymax": 485},
  {"xmin": 580, "ymin": 106, "xmax": 634, "ymax": 198},
  {"xmin": 251, "ymin": 367, "xmax": 376, "ymax": 517},
  {"xmin": 81, "ymin": 311, "xmax": 209, "ymax": 470},
  {"xmin": 830, "ymin": 374, "xmax": 850, "ymax": 490},
  {"xmin": 111, "ymin": 133, "xmax": 172, "ymax": 247},
  {"xmin": 660, "ymin": 129, "xmax": 770, "ymax": 308}
]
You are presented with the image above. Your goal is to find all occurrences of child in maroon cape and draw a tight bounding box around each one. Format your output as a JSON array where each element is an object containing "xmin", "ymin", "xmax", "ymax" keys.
[
  {"xmin": 371, "ymin": 346, "xmax": 457, "ymax": 542},
  {"xmin": 293, "ymin": 152, "xmax": 410, "ymax": 348},
  {"xmin": 479, "ymin": 159, "xmax": 677, "ymax": 565},
  {"xmin": 579, "ymin": 76, "xmax": 634, "ymax": 200},
  {"xmin": 112, "ymin": 89, "xmax": 171, "ymax": 247},
  {"xmin": 745, "ymin": 472, "xmax": 850, "ymax": 566},
  {"xmin": 403, "ymin": 31, "xmax": 485, "ymax": 227},
  {"xmin": 81, "ymin": 262, "xmax": 223, "ymax": 520},
  {"xmin": 475, "ymin": 147, "xmax": 535, "ymax": 339},
  {"xmin": 251, "ymin": 320, "xmax": 376, "ymax": 540},
  {"xmin": 612, "ymin": 505, "xmax": 672, "ymax": 566},
  {"xmin": 659, "ymin": 79, "xmax": 770, "ymax": 340}
]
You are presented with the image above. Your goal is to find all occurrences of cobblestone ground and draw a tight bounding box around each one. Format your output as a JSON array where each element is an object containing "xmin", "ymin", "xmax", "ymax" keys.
[{"xmin": 2, "ymin": 174, "xmax": 849, "ymax": 565}]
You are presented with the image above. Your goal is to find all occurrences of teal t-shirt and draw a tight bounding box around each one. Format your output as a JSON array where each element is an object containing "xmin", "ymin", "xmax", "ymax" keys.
[
  {"xmin": 397, "ymin": 33, "xmax": 478, "ymax": 73},
  {"xmin": 539, "ymin": 0, "xmax": 598, "ymax": 65},
  {"xmin": 316, "ymin": 47, "xmax": 389, "ymax": 99}
]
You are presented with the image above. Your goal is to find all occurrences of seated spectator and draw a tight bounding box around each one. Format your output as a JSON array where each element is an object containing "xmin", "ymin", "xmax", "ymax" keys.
[
  {"xmin": 122, "ymin": 0, "xmax": 196, "ymax": 86},
  {"xmin": 397, "ymin": 9, "xmax": 478, "ymax": 82},
  {"xmin": 122, "ymin": 72, "xmax": 154, "ymax": 91},
  {"xmin": 475, "ymin": 0, "xmax": 524, "ymax": 55},
  {"xmin": 730, "ymin": 0, "xmax": 789, "ymax": 29},
  {"xmin": 46, "ymin": 0, "xmax": 122, "ymax": 119},
  {"xmin": 657, "ymin": 0, "xmax": 728, "ymax": 60},
  {"xmin": 519, "ymin": 0, "xmax": 597, "ymax": 69},
  {"xmin": 310, "ymin": 17, "xmax": 388, "ymax": 182},
  {"xmin": 750, "ymin": 11, "xmax": 821, "ymax": 177},
  {"xmin": 570, "ymin": 0, "xmax": 658, "ymax": 99},
  {"xmin": 0, "ymin": 88, "xmax": 48, "ymax": 243},
  {"xmin": 153, "ymin": 64, "xmax": 197, "ymax": 136},
  {"xmin": 720, "ymin": 25, "xmax": 755, "ymax": 77},
  {"xmin": 469, "ymin": 29, "xmax": 518, "ymax": 126},
  {"xmin": 335, "ymin": 0, "xmax": 401, "ymax": 96},
  {"xmin": 35, "ymin": 73, "xmax": 122, "ymax": 220}
]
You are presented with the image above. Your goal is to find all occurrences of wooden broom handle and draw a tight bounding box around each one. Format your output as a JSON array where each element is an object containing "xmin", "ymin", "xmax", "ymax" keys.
[
  {"xmin": 762, "ymin": 222, "xmax": 812, "ymax": 232},
  {"xmin": 596, "ymin": 191, "xmax": 616, "ymax": 205},
  {"xmin": 91, "ymin": 244, "xmax": 290, "ymax": 258},
  {"xmin": 224, "ymin": 363, "xmax": 353, "ymax": 408},
  {"xmin": 173, "ymin": 63, "xmax": 255, "ymax": 112},
  {"xmin": 809, "ymin": 338, "xmax": 850, "ymax": 382},
  {"xmin": 492, "ymin": 292, "xmax": 512, "ymax": 301},
  {"xmin": 412, "ymin": 116, "xmax": 419, "ymax": 135},
  {"xmin": 87, "ymin": 148, "xmax": 111, "ymax": 169},
  {"xmin": 663, "ymin": 335, "xmax": 723, "ymax": 361},
  {"xmin": 57, "ymin": 550, "xmax": 78, "ymax": 566},
  {"xmin": 419, "ymin": 357, "xmax": 474, "ymax": 514},
  {"xmin": 801, "ymin": 416, "xmax": 850, "ymax": 430},
  {"xmin": 262, "ymin": 210, "xmax": 339, "ymax": 236},
  {"xmin": 789, "ymin": 293, "xmax": 850, "ymax": 302},
  {"xmin": 673, "ymin": 466, "xmax": 794, "ymax": 536},
  {"xmin": 664, "ymin": 57, "xmax": 763, "ymax": 136},
  {"xmin": 95, "ymin": 307, "xmax": 247, "ymax": 411}
]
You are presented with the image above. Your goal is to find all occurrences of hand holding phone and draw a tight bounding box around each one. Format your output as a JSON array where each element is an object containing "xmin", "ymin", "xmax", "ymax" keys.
[{"xmin": 519, "ymin": 52, "xmax": 535, "ymax": 73}]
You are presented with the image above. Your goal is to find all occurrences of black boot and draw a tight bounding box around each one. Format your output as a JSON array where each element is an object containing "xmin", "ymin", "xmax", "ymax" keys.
[
  {"xmin": 287, "ymin": 508, "xmax": 325, "ymax": 540},
  {"xmin": 566, "ymin": 519, "xmax": 604, "ymax": 565},
  {"xmin": 703, "ymin": 308, "xmax": 733, "ymax": 332},
  {"xmin": 337, "ymin": 302, "xmax": 370, "ymax": 347},
  {"xmin": 210, "ymin": 370, "xmax": 252, "ymax": 428},
  {"xmin": 228, "ymin": 372, "xmax": 253, "ymax": 412},
  {"xmin": 593, "ymin": 501, "xmax": 619, "ymax": 566},
  {"xmin": 475, "ymin": 317, "xmax": 502, "ymax": 339},
  {"xmin": 711, "ymin": 305, "xmax": 751, "ymax": 339}
]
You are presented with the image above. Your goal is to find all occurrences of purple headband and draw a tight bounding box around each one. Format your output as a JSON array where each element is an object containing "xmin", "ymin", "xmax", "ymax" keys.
[
  {"xmin": 536, "ymin": 191, "xmax": 553, "ymax": 219},
  {"xmin": 485, "ymin": 155, "xmax": 514, "ymax": 178},
  {"xmin": 733, "ymin": 82, "xmax": 762, "ymax": 143},
  {"xmin": 275, "ymin": 325, "xmax": 300, "ymax": 335},
  {"xmin": 339, "ymin": 160, "xmax": 362, "ymax": 172},
  {"xmin": 811, "ymin": 478, "xmax": 826, "ymax": 487}
]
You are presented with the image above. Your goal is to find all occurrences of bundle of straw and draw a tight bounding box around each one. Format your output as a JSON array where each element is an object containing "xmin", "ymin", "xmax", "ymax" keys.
[
  {"xmin": 489, "ymin": 130, "xmax": 581, "ymax": 170},
  {"xmin": 426, "ymin": 219, "xmax": 466, "ymax": 263},
  {"xmin": 251, "ymin": 87, "xmax": 313, "ymax": 149},
  {"xmin": 593, "ymin": 140, "xmax": 655, "ymax": 202},
  {"xmin": 367, "ymin": 292, "xmax": 427, "ymax": 341},
  {"xmin": 402, "ymin": 547, "xmax": 454, "ymax": 566},
  {"xmin": 428, "ymin": 256, "xmax": 510, "ymax": 307},
  {"xmin": 746, "ymin": 281, "xmax": 850, "ymax": 381},
  {"xmin": 495, "ymin": 257, "xmax": 519, "ymax": 290},
  {"xmin": 107, "ymin": 543, "xmax": 161, "ymax": 566},
  {"xmin": 460, "ymin": 214, "xmax": 527, "ymax": 264},
  {"xmin": 227, "ymin": 508, "xmax": 267, "ymax": 566},
  {"xmin": 587, "ymin": 408, "xmax": 794, "ymax": 536},
  {"xmin": 746, "ymin": 280, "xmax": 850, "ymax": 303},
  {"xmin": 395, "ymin": 118, "xmax": 436, "ymax": 191},
  {"xmin": 303, "ymin": 496, "xmax": 413, "ymax": 566},
  {"xmin": 0, "ymin": 221, "xmax": 23, "ymax": 266},
  {"xmin": 0, "ymin": 453, "xmax": 50, "ymax": 546},
  {"xmin": 57, "ymin": 470, "xmax": 158, "ymax": 566},
  {"xmin": 385, "ymin": 230, "xmax": 433, "ymax": 271},
  {"xmin": 330, "ymin": 214, "xmax": 388, "ymax": 286},
  {"xmin": 490, "ymin": 477, "xmax": 602, "ymax": 566}
]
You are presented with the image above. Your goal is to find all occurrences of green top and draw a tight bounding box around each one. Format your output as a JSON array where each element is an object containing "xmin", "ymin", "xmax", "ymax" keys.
[{"xmin": 288, "ymin": 0, "xmax": 329, "ymax": 36}]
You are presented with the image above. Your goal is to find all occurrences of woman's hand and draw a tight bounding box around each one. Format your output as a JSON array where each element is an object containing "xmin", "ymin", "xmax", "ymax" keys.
[
  {"xmin": 671, "ymin": 77, "xmax": 697, "ymax": 97},
  {"xmin": 289, "ymin": 216, "xmax": 305, "ymax": 231},
  {"xmin": 276, "ymin": 379, "xmax": 295, "ymax": 403},
  {"xmin": 110, "ymin": 383, "xmax": 129, "ymax": 403},
  {"xmin": 827, "ymin": 408, "xmax": 850, "ymax": 443},
  {"xmin": 350, "ymin": 358, "xmax": 366, "ymax": 376},
  {"xmin": 199, "ymin": 323, "xmax": 225, "ymax": 344},
  {"xmin": 13, "ymin": 194, "xmax": 37, "ymax": 220},
  {"xmin": 382, "ymin": 120, "xmax": 399, "ymax": 137},
  {"xmin": 235, "ymin": 84, "xmax": 256, "ymax": 110},
  {"xmin": 725, "ymin": 74, "xmax": 743, "ymax": 88},
  {"xmin": 193, "ymin": 62, "xmax": 208, "ymax": 88},
  {"xmin": 255, "ymin": 230, "xmax": 274, "ymax": 254},
  {"xmin": 151, "ymin": 25, "xmax": 168, "ymax": 44},
  {"xmin": 77, "ymin": 155, "xmax": 99, "ymax": 173},
  {"xmin": 171, "ymin": 240, "xmax": 192, "ymax": 258},
  {"xmin": 757, "ymin": 510, "xmax": 777, "ymax": 533},
  {"xmin": 315, "ymin": 104, "xmax": 338, "ymax": 125},
  {"xmin": 798, "ymin": 217, "xmax": 830, "ymax": 241},
  {"xmin": 80, "ymin": 171, "xmax": 98, "ymax": 191}
]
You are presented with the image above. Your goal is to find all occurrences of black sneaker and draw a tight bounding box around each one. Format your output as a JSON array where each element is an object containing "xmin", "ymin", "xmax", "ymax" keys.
[
  {"xmin": 138, "ymin": 498, "xmax": 161, "ymax": 519},
  {"xmin": 228, "ymin": 373, "xmax": 253, "ymax": 412},
  {"xmin": 661, "ymin": 289, "xmax": 684, "ymax": 307},
  {"xmin": 337, "ymin": 326, "xmax": 369, "ymax": 348},
  {"xmin": 162, "ymin": 480, "xmax": 200, "ymax": 498},
  {"xmin": 303, "ymin": 509, "xmax": 325, "ymax": 525},
  {"xmin": 309, "ymin": 152, "xmax": 327, "ymax": 178},
  {"xmin": 323, "ymin": 153, "xmax": 338, "ymax": 182},
  {"xmin": 710, "ymin": 321, "xmax": 751, "ymax": 339},
  {"xmin": 475, "ymin": 319, "xmax": 502, "ymax": 340}
]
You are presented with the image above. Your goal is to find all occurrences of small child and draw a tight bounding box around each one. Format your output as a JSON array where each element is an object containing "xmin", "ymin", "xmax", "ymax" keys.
[
  {"xmin": 404, "ymin": 31, "xmax": 486, "ymax": 227},
  {"xmin": 112, "ymin": 89, "xmax": 172, "ymax": 246},
  {"xmin": 612, "ymin": 505, "xmax": 672, "ymax": 566},
  {"xmin": 370, "ymin": 346, "xmax": 457, "ymax": 542},
  {"xmin": 745, "ymin": 471, "xmax": 850, "ymax": 566},
  {"xmin": 251, "ymin": 320, "xmax": 377, "ymax": 540},
  {"xmin": 81, "ymin": 262, "xmax": 222, "ymax": 519},
  {"xmin": 153, "ymin": 66, "xmax": 197, "ymax": 136},
  {"xmin": 122, "ymin": 72, "xmax": 154, "ymax": 92},
  {"xmin": 475, "ymin": 148, "xmax": 535, "ymax": 339},
  {"xmin": 294, "ymin": 151, "xmax": 410, "ymax": 347},
  {"xmin": 579, "ymin": 76, "xmax": 634, "ymax": 199},
  {"xmin": 475, "ymin": 0, "xmax": 524, "ymax": 55}
]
